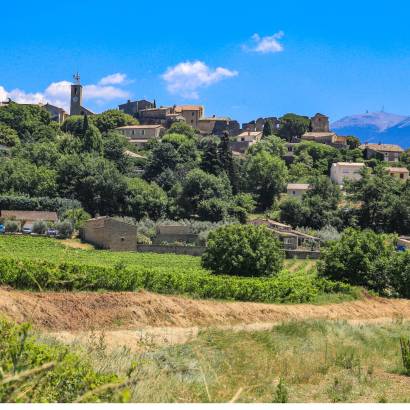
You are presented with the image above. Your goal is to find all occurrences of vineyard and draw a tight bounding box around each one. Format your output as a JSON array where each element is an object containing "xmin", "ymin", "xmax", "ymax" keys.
[{"xmin": 0, "ymin": 236, "xmax": 355, "ymax": 304}]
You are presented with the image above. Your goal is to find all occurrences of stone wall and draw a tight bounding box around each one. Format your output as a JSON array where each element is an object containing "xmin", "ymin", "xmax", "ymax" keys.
[
  {"xmin": 136, "ymin": 245, "xmax": 321, "ymax": 259},
  {"xmin": 284, "ymin": 249, "xmax": 321, "ymax": 259},
  {"xmin": 136, "ymin": 244, "xmax": 206, "ymax": 256}
]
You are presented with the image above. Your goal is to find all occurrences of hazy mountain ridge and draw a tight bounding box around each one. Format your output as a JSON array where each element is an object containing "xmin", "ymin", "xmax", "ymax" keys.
[{"xmin": 331, "ymin": 111, "xmax": 410, "ymax": 148}]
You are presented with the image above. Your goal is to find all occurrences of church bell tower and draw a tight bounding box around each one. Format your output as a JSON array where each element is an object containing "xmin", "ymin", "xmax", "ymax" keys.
[{"xmin": 70, "ymin": 72, "xmax": 83, "ymax": 116}]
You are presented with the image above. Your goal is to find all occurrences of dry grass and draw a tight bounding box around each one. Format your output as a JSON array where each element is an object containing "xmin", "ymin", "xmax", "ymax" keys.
[{"xmin": 48, "ymin": 319, "xmax": 410, "ymax": 403}]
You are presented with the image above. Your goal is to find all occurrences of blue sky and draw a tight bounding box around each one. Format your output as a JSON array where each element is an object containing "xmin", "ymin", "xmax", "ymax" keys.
[{"xmin": 1, "ymin": 0, "xmax": 410, "ymax": 123}]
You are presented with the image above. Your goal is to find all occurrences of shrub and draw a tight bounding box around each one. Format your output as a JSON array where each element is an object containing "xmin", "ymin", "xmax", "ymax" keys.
[
  {"xmin": 318, "ymin": 228, "xmax": 395, "ymax": 294},
  {"xmin": 32, "ymin": 220, "xmax": 47, "ymax": 235},
  {"xmin": 5, "ymin": 220, "xmax": 19, "ymax": 233},
  {"xmin": 400, "ymin": 337, "xmax": 410, "ymax": 376},
  {"xmin": 0, "ymin": 318, "xmax": 121, "ymax": 402},
  {"xmin": 388, "ymin": 251, "xmax": 410, "ymax": 298},
  {"xmin": 56, "ymin": 220, "xmax": 74, "ymax": 239},
  {"xmin": 202, "ymin": 224, "xmax": 284, "ymax": 277}
]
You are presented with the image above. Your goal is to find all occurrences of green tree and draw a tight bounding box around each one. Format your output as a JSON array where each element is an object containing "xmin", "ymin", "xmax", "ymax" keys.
[
  {"xmin": 318, "ymin": 228, "xmax": 395, "ymax": 293},
  {"xmin": 0, "ymin": 102, "xmax": 51, "ymax": 141},
  {"xmin": 102, "ymin": 131, "xmax": 132, "ymax": 173},
  {"xmin": 277, "ymin": 113, "xmax": 310, "ymax": 141},
  {"xmin": 178, "ymin": 169, "xmax": 232, "ymax": 216},
  {"xmin": 125, "ymin": 177, "xmax": 168, "ymax": 220},
  {"xmin": 202, "ymin": 224, "xmax": 284, "ymax": 277},
  {"xmin": 197, "ymin": 197, "xmax": 229, "ymax": 222},
  {"xmin": 244, "ymin": 151, "xmax": 288, "ymax": 210},
  {"xmin": 219, "ymin": 132, "xmax": 239, "ymax": 194},
  {"xmin": 166, "ymin": 121, "xmax": 197, "ymax": 139},
  {"xmin": 262, "ymin": 120, "xmax": 273, "ymax": 137},
  {"xmin": 82, "ymin": 114, "xmax": 103, "ymax": 154},
  {"xmin": 0, "ymin": 158, "xmax": 57, "ymax": 197},
  {"xmin": 201, "ymin": 138, "xmax": 222, "ymax": 175},
  {"xmin": 0, "ymin": 123, "xmax": 19, "ymax": 147},
  {"xmin": 91, "ymin": 109, "xmax": 138, "ymax": 133}
]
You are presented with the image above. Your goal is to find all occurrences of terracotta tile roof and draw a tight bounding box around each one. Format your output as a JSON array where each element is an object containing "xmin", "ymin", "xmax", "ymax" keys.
[
  {"xmin": 333, "ymin": 162, "xmax": 365, "ymax": 167},
  {"xmin": 287, "ymin": 183, "xmax": 311, "ymax": 190},
  {"xmin": 116, "ymin": 125, "xmax": 163, "ymax": 129},
  {"xmin": 302, "ymin": 132, "xmax": 336, "ymax": 138},
  {"xmin": 1, "ymin": 210, "xmax": 58, "ymax": 221},
  {"xmin": 174, "ymin": 105, "xmax": 204, "ymax": 112},
  {"xmin": 359, "ymin": 143, "xmax": 404, "ymax": 152}
]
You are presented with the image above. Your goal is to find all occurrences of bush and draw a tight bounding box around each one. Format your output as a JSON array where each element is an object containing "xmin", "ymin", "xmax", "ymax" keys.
[
  {"xmin": 56, "ymin": 220, "xmax": 74, "ymax": 239},
  {"xmin": 5, "ymin": 220, "xmax": 19, "ymax": 233},
  {"xmin": 318, "ymin": 228, "xmax": 395, "ymax": 294},
  {"xmin": 0, "ymin": 318, "xmax": 121, "ymax": 402},
  {"xmin": 202, "ymin": 224, "xmax": 284, "ymax": 277},
  {"xmin": 32, "ymin": 220, "xmax": 48, "ymax": 235}
]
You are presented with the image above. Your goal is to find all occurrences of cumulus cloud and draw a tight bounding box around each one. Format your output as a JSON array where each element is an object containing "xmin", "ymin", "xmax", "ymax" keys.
[
  {"xmin": 0, "ymin": 74, "xmax": 131, "ymax": 111},
  {"xmin": 98, "ymin": 72, "xmax": 129, "ymax": 85},
  {"xmin": 245, "ymin": 31, "xmax": 285, "ymax": 54},
  {"xmin": 162, "ymin": 60, "xmax": 238, "ymax": 99}
]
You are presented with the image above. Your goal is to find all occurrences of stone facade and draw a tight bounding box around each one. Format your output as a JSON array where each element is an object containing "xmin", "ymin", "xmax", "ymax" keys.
[
  {"xmin": 81, "ymin": 216, "xmax": 137, "ymax": 251},
  {"xmin": 153, "ymin": 225, "xmax": 198, "ymax": 244},
  {"xmin": 360, "ymin": 143, "xmax": 404, "ymax": 162},
  {"xmin": 43, "ymin": 103, "xmax": 68, "ymax": 123},
  {"xmin": 311, "ymin": 113, "xmax": 330, "ymax": 132},
  {"xmin": 198, "ymin": 116, "xmax": 240, "ymax": 136},
  {"xmin": 287, "ymin": 183, "xmax": 311, "ymax": 199},
  {"xmin": 174, "ymin": 105, "xmax": 204, "ymax": 129},
  {"xmin": 118, "ymin": 99, "xmax": 155, "ymax": 118},
  {"xmin": 115, "ymin": 125, "xmax": 164, "ymax": 142},
  {"xmin": 385, "ymin": 167, "xmax": 409, "ymax": 181}
]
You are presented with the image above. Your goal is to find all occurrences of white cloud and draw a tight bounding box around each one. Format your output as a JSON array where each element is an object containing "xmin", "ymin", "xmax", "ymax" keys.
[
  {"xmin": 98, "ymin": 73, "xmax": 128, "ymax": 85},
  {"xmin": 245, "ymin": 31, "xmax": 285, "ymax": 54},
  {"xmin": 0, "ymin": 74, "xmax": 131, "ymax": 112},
  {"xmin": 162, "ymin": 60, "xmax": 238, "ymax": 99}
]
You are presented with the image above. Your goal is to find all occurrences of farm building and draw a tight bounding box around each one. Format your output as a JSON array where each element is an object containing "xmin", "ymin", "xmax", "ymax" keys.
[
  {"xmin": 153, "ymin": 225, "xmax": 199, "ymax": 245},
  {"xmin": 81, "ymin": 216, "xmax": 137, "ymax": 251},
  {"xmin": 249, "ymin": 219, "xmax": 321, "ymax": 250}
]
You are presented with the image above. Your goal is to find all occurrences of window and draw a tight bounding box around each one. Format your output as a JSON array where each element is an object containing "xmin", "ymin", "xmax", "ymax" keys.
[
  {"xmin": 400, "ymin": 173, "xmax": 404, "ymax": 179},
  {"xmin": 141, "ymin": 130, "xmax": 145, "ymax": 136},
  {"xmin": 292, "ymin": 191, "xmax": 296, "ymax": 195},
  {"xmin": 241, "ymin": 138, "xmax": 245, "ymax": 141}
]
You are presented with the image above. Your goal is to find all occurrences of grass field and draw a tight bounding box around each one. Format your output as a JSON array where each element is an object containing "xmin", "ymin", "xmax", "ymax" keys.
[
  {"xmin": 45, "ymin": 319, "xmax": 410, "ymax": 403},
  {"xmin": 0, "ymin": 235, "xmax": 354, "ymax": 304}
]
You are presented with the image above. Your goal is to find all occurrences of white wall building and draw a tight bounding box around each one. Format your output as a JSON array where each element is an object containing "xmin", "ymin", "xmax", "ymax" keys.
[
  {"xmin": 330, "ymin": 162, "xmax": 365, "ymax": 185},
  {"xmin": 287, "ymin": 183, "xmax": 311, "ymax": 199}
]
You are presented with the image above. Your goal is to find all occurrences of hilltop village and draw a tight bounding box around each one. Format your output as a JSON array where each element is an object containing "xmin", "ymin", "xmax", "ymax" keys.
[
  {"xmin": 0, "ymin": 73, "xmax": 409, "ymax": 257},
  {"xmin": 1, "ymin": 76, "xmax": 410, "ymax": 404}
]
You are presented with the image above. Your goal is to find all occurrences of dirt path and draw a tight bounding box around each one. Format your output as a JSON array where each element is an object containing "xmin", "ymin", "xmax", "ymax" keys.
[{"xmin": 1, "ymin": 287, "xmax": 410, "ymax": 350}]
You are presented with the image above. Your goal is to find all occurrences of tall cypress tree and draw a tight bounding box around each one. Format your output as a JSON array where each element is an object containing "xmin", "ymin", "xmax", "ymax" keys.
[
  {"xmin": 219, "ymin": 132, "xmax": 239, "ymax": 194},
  {"xmin": 201, "ymin": 139, "xmax": 222, "ymax": 175},
  {"xmin": 262, "ymin": 120, "xmax": 273, "ymax": 137}
]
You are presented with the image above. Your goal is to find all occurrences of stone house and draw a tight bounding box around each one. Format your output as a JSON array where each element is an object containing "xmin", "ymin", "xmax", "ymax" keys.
[
  {"xmin": 153, "ymin": 225, "xmax": 198, "ymax": 244},
  {"xmin": 385, "ymin": 166, "xmax": 409, "ymax": 181},
  {"xmin": 0, "ymin": 210, "xmax": 58, "ymax": 229},
  {"xmin": 118, "ymin": 99, "xmax": 155, "ymax": 118},
  {"xmin": 330, "ymin": 162, "xmax": 365, "ymax": 185},
  {"xmin": 242, "ymin": 117, "xmax": 280, "ymax": 132},
  {"xmin": 138, "ymin": 106, "xmax": 185, "ymax": 127},
  {"xmin": 302, "ymin": 113, "xmax": 347, "ymax": 148},
  {"xmin": 115, "ymin": 124, "xmax": 165, "ymax": 147},
  {"xmin": 287, "ymin": 183, "xmax": 311, "ymax": 199},
  {"xmin": 229, "ymin": 130, "xmax": 262, "ymax": 153},
  {"xmin": 249, "ymin": 219, "xmax": 320, "ymax": 250},
  {"xmin": 360, "ymin": 143, "xmax": 404, "ymax": 162},
  {"xmin": 42, "ymin": 103, "xmax": 68, "ymax": 124},
  {"xmin": 174, "ymin": 105, "xmax": 204, "ymax": 129},
  {"xmin": 81, "ymin": 216, "xmax": 137, "ymax": 251},
  {"xmin": 197, "ymin": 116, "xmax": 240, "ymax": 136}
]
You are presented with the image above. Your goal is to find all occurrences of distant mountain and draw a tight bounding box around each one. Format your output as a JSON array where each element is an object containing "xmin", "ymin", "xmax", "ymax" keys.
[{"xmin": 331, "ymin": 112, "xmax": 410, "ymax": 147}]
